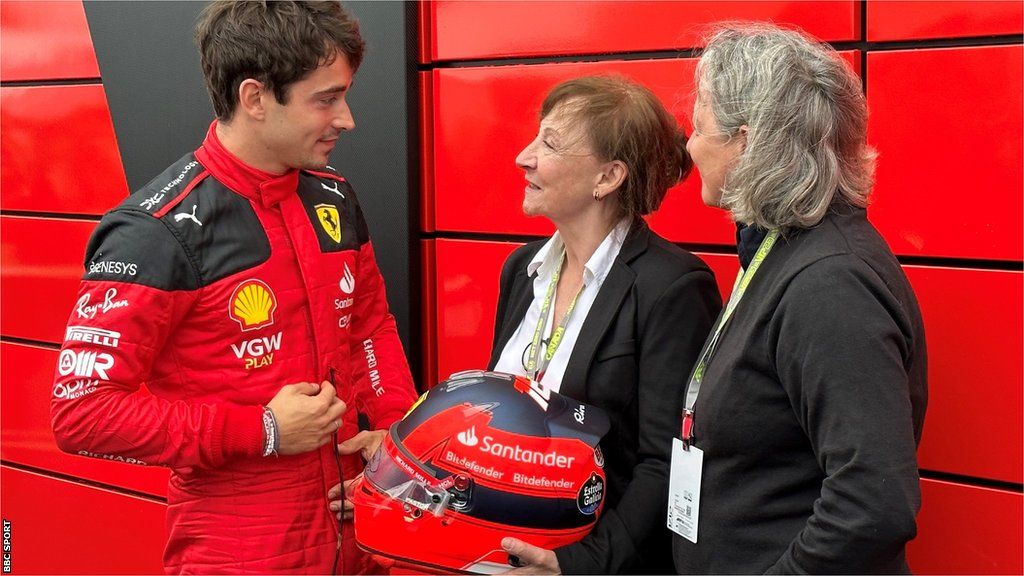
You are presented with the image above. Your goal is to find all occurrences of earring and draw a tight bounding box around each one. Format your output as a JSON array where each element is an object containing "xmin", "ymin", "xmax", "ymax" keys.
[{"xmin": 593, "ymin": 191, "xmax": 602, "ymax": 201}]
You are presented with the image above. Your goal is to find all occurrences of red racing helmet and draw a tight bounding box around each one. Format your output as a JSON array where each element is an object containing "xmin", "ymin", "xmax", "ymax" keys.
[{"xmin": 351, "ymin": 370, "xmax": 611, "ymax": 574}]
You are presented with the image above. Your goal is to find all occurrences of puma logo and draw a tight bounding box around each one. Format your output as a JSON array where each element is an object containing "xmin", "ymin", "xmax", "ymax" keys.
[
  {"xmin": 173, "ymin": 205, "xmax": 203, "ymax": 226},
  {"xmin": 321, "ymin": 180, "xmax": 345, "ymax": 199}
]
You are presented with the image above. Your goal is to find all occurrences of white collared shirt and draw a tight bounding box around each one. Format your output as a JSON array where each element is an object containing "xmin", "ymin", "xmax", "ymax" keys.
[{"xmin": 493, "ymin": 218, "xmax": 631, "ymax": 392}]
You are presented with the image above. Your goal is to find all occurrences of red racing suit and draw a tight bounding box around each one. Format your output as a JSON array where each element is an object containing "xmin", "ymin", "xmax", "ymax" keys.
[{"xmin": 50, "ymin": 123, "xmax": 418, "ymax": 574}]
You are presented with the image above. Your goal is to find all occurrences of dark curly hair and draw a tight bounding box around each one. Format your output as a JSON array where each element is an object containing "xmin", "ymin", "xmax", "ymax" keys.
[{"xmin": 196, "ymin": 1, "xmax": 364, "ymax": 120}]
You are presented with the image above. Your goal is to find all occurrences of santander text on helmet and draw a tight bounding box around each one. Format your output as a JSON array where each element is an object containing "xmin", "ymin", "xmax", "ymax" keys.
[{"xmin": 479, "ymin": 434, "xmax": 575, "ymax": 469}]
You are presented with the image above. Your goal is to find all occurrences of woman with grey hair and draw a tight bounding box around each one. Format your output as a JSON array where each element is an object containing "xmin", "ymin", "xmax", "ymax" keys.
[{"xmin": 671, "ymin": 24, "xmax": 927, "ymax": 574}]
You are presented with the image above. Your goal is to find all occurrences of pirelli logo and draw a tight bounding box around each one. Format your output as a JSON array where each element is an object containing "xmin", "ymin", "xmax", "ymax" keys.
[{"xmin": 65, "ymin": 326, "xmax": 121, "ymax": 348}]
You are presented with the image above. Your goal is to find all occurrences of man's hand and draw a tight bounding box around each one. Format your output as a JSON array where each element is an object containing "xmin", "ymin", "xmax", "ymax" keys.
[
  {"xmin": 328, "ymin": 477, "xmax": 359, "ymax": 521},
  {"xmin": 266, "ymin": 381, "xmax": 346, "ymax": 455},
  {"xmin": 501, "ymin": 538, "xmax": 561, "ymax": 575},
  {"xmin": 327, "ymin": 430, "xmax": 387, "ymax": 520},
  {"xmin": 337, "ymin": 429, "xmax": 386, "ymax": 461}
]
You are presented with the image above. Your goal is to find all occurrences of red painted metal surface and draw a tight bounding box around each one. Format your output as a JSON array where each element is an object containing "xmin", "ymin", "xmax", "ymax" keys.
[
  {"xmin": 432, "ymin": 239, "xmax": 740, "ymax": 383},
  {"xmin": 420, "ymin": 240, "xmax": 439, "ymax": 389},
  {"xmin": 431, "ymin": 52, "xmax": 858, "ymax": 243},
  {"xmin": 434, "ymin": 238, "xmax": 521, "ymax": 383},
  {"xmin": 1, "ymin": 85, "xmax": 129, "ymax": 215},
  {"xmin": 0, "ymin": 465, "xmax": 166, "ymax": 574},
  {"xmin": 431, "ymin": 59, "xmax": 722, "ymax": 242},
  {"xmin": 908, "ymin": 478, "xmax": 1023, "ymax": 574},
  {"xmin": 867, "ymin": 45, "xmax": 1023, "ymax": 261},
  {"xmin": 419, "ymin": 72, "xmax": 435, "ymax": 232},
  {"xmin": 418, "ymin": 0, "xmax": 433, "ymax": 64},
  {"xmin": 0, "ymin": 0, "xmax": 100, "ymax": 82},
  {"xmin": 0, "ymin": 216, "xmax": 96, "ymax": 343},
  {"xmin": 908, "ymin": 267, "xmax": 1023, "ymax": 484},
  {"xmin": 698, "ymin": 253, "xmax": 741, "ymax": 303},
  {"xmin": 428, "ymin": 1, "xmax": 859, "ymax": 61},
  {"xmin": 0, "ymin": 342, "xmax": 170, "ymax": 497},
  {"xmin": 867, "ymin": 1, "xmax": 1024, "ymax": 41}
]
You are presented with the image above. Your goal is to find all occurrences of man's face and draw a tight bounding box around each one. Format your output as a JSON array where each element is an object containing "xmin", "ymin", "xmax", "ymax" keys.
[{"xmin": 261, "ymin": 53, "xmax": 355, "ymax": 172}]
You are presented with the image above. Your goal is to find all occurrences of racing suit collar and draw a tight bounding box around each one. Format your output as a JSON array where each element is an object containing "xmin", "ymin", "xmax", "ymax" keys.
[{"xmin": 195, "ymin": 120, "xmax": 298, "ymax": 208}]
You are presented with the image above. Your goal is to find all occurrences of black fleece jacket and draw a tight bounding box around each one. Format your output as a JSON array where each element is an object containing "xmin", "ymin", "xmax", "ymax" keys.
[{"xmin": 673, "ymin": 205, "xmax": 927, "ymax": 574}]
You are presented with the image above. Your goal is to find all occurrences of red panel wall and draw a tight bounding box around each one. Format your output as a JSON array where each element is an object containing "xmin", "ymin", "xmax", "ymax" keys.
[
  {"xmin": 423, "ymin": 4, "xmax": 1023, "ymax": 574},
  {"xmin": 430, "ymin": 53, "xmax": 857, "ymax": 244},
  {"xmin": 1, "ymin": 342, "xmax": 170, "ymax": 496},
  {"xmin": 907, "ymin": 267, "xmax": 1023, "ymax": 483},
  {"xmin": 867, "ymin": 45, "xmax": 1023, "ymax": 261},
  {"xmin": 431, "ymin": 59, "xmax": 718, "ymax": 242},
  {"xmin": 1, "ymin": 85, "xmax": 129, "ymax": 214},
  {"xmin": 427, "ymin": 1, "xmax": 859, "ymax": 61},
  {"xmin": 431, "ymin": 240, "xmax": 741, "ymax": 386},
  {"xmin": 0, "ymin": 1, "xmax": 99, "ymax": 81},
  {"xmin": 867, "ymin": 0, "xmax": 1024, "ymax": 41},
  {"xmin": 0, "ymin": 2, "xmax": 170, "ymax": 572},
  {"xmin": 0, "ymin": 216, "xmax": 97, "ymax": 343},
  {"xmin": 433, "ymin": 239, "xmax": 520, "ymax": 384},
  {"xmin": 0, "ymin": 466, "xmax": 166, "ymax": 574},
  {"xmin": 908, "ymin": 479, "xmax": 1023, "ymax": 574}
]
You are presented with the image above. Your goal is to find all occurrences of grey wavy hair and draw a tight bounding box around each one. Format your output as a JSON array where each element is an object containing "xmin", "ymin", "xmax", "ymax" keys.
[{"xmin": 695, "ymin": 23, "xmax": 877, "ymax": 229}]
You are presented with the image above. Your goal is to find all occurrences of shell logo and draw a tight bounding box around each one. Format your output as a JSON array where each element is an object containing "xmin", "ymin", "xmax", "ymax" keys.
[{"xmin": 229, "ymin": 279, "xmax": 278, "ymax": 331}]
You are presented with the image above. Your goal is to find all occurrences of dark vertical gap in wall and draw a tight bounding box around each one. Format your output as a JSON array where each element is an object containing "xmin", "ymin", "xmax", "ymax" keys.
[
  {"xmin": 404, "ymin": 0, "xmax": 425, "ymax": 392},
  {"xmin": 335, "ymin": 1, "xmax": 414, "ymax": 357}
]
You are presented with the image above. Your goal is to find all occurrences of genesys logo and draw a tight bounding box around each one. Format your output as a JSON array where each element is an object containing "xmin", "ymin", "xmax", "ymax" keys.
[
  {"xmin": 229, "ymin": 280, "xmax": 277, "ymax": 331},
  {"xmin": 76, "ymin": 288, "xmax": 129, "ymax": 319},
  {"xmin": 339, "ymin": 263, "xmax": 355, "ymax": 295},
  {"xmin": 53, "ymin": 379, "xmax": 98, "ymax": 400},
  {"xmin": 456, "ymin": 427, "xmax": 576, "ymax": 469},
  {"xmin": 58, "ymin": 350, "xmax": 114, "ymax": 379},
  {"xmin": 88, "ymin": 260, "xmax": 138, "ymax": 277},
  {"xmin": 230, "ymin": 331, "xmax": 282, "ymax": 370},
  {"xmin": 65, "ymin": 326, "xmax": 120, "ymax": 348}
]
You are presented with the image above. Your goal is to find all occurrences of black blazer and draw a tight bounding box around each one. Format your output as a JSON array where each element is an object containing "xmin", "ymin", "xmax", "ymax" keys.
[{"xmin": 487, "ymin": 221, "xmax": 722, "ymax": 575}]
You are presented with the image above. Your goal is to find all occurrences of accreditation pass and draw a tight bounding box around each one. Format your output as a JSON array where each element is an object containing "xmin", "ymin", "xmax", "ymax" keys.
[{"xmin": 667, "ymin": 438, "xmax": 703, "ymax": 543}]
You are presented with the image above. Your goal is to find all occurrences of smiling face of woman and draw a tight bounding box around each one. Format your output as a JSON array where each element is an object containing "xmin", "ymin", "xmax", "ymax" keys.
[
  {"xmin": 687, "ymin": 95, "xmax": 746, "ymax": 207},
  {"xmin": 514, "ymin": 105, "xmax": 607, "ymax": 224}
]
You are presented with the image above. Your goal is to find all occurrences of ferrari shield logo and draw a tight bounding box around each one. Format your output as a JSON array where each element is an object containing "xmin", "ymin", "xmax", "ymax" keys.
[{"xmin": 315, "ymin": 204, "xmax": 342, "ymax": 243}]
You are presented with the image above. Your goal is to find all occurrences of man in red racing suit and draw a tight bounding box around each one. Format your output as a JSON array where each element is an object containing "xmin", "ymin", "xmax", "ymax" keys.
[{"xmin": 50, "ymin": 2, "xmax": 417, "ymax": 573}]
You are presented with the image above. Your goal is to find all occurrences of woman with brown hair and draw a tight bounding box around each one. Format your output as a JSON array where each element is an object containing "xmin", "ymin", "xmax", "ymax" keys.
[{"xmin": 488, "ymin": 76, "xmax": 722, "ymax": 574}]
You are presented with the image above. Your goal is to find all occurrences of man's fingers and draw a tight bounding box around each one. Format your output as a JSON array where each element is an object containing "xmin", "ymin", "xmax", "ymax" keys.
[
  {"xmin": 317, "ymin": 381, "xmax": 337, "ymax": 401},
  {"xmin": 328, "ymin": 482, "xmax": 341, "ymax": 500},
  {"xmin": 290, "ymin": 382, "xmax": 320, "ymax": 396},
  {"xmin": 343, "ymin": 477, "xmax": 359, "ymax": 497},
  {"xmin": 337, "ymin": 431, "xmax": 368, "ymax": 455},
  {"xmin": 325, "ymin": 398, "xmax": 347, "ymax": 421}
]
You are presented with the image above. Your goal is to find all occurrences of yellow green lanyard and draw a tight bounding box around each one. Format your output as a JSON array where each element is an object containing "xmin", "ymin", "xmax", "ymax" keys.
[
  {"xmin": 681, "ymin": 228, "xmax": 779, "ymax": 448},
  {"xmin": 525, "ymin": 250, "xmax": 586, "ymax": 380}
]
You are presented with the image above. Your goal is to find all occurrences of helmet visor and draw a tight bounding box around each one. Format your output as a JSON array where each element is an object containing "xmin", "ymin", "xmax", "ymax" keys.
[{"xmin": 364, "ymin": 437, "xmax": 452, "ymax": 517}]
